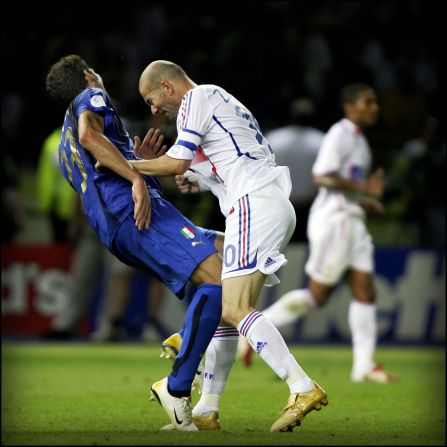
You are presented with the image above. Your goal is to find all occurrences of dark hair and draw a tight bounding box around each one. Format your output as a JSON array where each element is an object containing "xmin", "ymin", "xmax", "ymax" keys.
[
  {"xmin": 46, "ymin": 55, "xmax": 90, "ymax": 106},
  {"xmin": 340, "ymin": 83, "xmax": 373, "ymax": 107}
]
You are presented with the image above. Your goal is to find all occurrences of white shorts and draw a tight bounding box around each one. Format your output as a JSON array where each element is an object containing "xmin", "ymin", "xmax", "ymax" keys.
[
  {"xmin": 305, "ymin": 212, "xmax": 374, "ymax": 285},
  {"xmin": 221, "ymin": 173, "xmax": 296, "ymax": 286}
]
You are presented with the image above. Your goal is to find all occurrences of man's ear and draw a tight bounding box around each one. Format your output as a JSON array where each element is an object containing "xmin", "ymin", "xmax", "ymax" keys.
[{"xmin": 161, "ymin": 80, "xmax": 174, "ymax": 96}]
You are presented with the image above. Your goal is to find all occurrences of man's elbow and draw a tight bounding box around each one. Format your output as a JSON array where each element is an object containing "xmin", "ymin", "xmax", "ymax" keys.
[
  {"xmin": 313, "ymin": 175, "xmax": 323, "ymax": 187},
  {"xmin": 313, "ymin": 175, "xmax": 333, "ymax": 188},
  {"xmin": 79, "ymin": 128, "xmax": 93, "ymax": 147}
]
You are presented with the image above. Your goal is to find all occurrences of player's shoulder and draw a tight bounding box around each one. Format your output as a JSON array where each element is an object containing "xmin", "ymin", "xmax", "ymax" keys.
[
  {"xmin": 192, "ymin": 84, "xmax": 231, "ymax": 101},
  {"xmin": 73, "ymin": 88, "xmax": 113, "ymax": 116},
  {"xmin": 325, "ymin": 118, "xmax": 356, "ymax": 140},
  {"xmin": 76, "ymin": 88, "xmax": 110, "ymax": 107},
  {"xmin": 331, "ymin": 118, "xmax": 359, "ymax": 135}
]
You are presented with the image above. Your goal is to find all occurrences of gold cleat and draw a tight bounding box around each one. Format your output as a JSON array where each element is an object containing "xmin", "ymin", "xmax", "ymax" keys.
[
  {"xmin": 160, "ymin": 333, "xmax": 183, "ymax": 359},
  {"xmin": 160, "ymin": 411, "xmax": 221, "ymax": 431},
  {"xmin": 270, "ymin": 381, "xmax": 328, "ymax": 432},
  {"xmin": 192, "ymin": 411, "xmax": 221, "ymax": 430}
]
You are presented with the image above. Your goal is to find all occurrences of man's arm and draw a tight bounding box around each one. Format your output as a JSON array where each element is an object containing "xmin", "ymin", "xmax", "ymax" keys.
[
  {"xmin": 314, "ymin": 168, "xmax": 385, "ymax": 198},
  {"xmin": 129, "ymin": 155, "xmax": 191, "ymax": 176},
  {"xmin": 78, "ymin": 110, "xmax": 151, "ymax": 230}
]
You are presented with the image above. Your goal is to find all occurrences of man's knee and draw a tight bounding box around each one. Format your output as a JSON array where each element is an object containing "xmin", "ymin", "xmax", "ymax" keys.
[
  {"xmin": 309, "ymin": 279, "xmax": 332, "ymax": 307},
  {"xmin": 221, "ymin": 302, "xmax": 240, "ymax": 327},
  {"xmin": 348, "ymin": 271, "xmax": 376, "ymax": 303},
  {"xmin": 353, "ymin": 285, "xmax": 376, "ymax": 303}
]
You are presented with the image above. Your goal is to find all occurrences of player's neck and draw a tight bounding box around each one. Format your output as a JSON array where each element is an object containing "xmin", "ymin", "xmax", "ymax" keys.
[
  {"xmin": 345, "ymin": 116, "xmax": 365, "ymax": 132},
  {"xmin": 182, "ymin": 78, "xmax": 197, "ymax": 95}
]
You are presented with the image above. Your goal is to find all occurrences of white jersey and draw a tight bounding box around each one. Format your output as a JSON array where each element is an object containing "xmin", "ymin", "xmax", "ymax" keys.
[
  {"xmin": 310, "ymin": 118, "xmax": 372, "ymax": 220},
  {"xmin": 166, "ymin": 84, "xmax": 289, "ymax": 216}
]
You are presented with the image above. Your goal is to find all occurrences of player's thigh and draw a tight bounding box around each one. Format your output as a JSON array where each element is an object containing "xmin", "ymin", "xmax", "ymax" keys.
[
  {"xmin": 349, "ymin": 219, "xmax": 374, "ymax": 275},
  {"xmin": 305, "ymin": 213, "xmax": 353, "ymax": 286},
  {"xmin": 190, "ymin": 252, "xmax": 222, "ymax": 285},
  {"xmin": 346, "ymin": 219, "xmax": 375, "ymax": 301},
  {"xmin": 308, "ymin": 277, "xmax": 334, "ymax": 306}
]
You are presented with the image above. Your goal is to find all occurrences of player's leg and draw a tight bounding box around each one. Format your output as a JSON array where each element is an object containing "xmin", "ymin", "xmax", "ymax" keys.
[
  {"xmin": 221, "ymin": 270, "xmax": 327, "ymax": 432},
  {"xmin": 346, "ymin": 268, "xmax": 376, "ymax": 380},
  {"xmin": 112, "ymin": 199, "xmax": 223, "ymax": 430},
  {"xmin": 346, "ymin": 269, "xmax": 398, "ymax": 383},
  {"xmin": 259, "ymin": 277, "xmax": 332, "ymax": 331},
  {"xmin": 159, "ymin": 228, "xmax": 226, "ymax": 411},
  {"xmin": 239, "ymin": 276, "xmax": 333, "ymax": 366},
  {"xmin": 164, "ymin": 252, "xmax": 222, "ymax": 395},
  {"xmin": 346, "ymin": 219, "xmax": 398, "ymax": 383},
  {"xmin": 238, "ymin": 210, "xmax": 346, "ymax": 366},
  {"xmin": 152, "ymin": 252, "xmax": 223, "ymax": 431},
  {"xmin": 221, "ymin": 180, "xmax": 327, "ymax": 432},
  {"xmin": 176, "ymin": 228, "xmax": 235, "ymax": 430}
]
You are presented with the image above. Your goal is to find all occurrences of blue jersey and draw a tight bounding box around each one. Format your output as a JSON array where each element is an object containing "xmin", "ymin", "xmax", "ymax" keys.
[{"xmin": 58, "ymin": 88, "xmax": 162, "ymax": 248}]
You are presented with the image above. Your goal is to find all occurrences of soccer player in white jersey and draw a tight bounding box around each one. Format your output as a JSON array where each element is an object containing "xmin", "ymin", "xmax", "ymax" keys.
[
  {"xmin": 240, "ymin": 83, "xmax": 398, "ymax": 383},
  {"xmin": 130, "ymin": 60, "xmax": 328, "ymax": 432}
]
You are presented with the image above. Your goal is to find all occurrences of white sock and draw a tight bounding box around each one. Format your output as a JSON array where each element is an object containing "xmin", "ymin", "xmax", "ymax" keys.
[
  {"xmin": 238, "ymin": 311, "xmax": 312, "ymax": 394},
  {"xmin": 348, "ymin": 300, "xmax": 377, "ymax": 379},
  {"xmin": 263, "ymin": 288, "xmax": 316, "ymax": 328},
  {"xmin": 193, "ymin": 327, "xmax": 239, "ymax": 417}
]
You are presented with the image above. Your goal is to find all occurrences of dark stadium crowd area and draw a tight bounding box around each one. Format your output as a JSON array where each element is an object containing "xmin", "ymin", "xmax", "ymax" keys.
[{"xmin": 2, "ymin": 1, "xmax": 444, "ymax": 246}]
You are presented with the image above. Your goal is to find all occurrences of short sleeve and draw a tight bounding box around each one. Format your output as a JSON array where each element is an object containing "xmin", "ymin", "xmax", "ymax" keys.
[
  {"xmin": 75, "ymin": 88, "xmax": 113, "ymax": 118},
  {"xmin": 312, "ymin": 125, "xmax": 347, "ymax": 176},
  {"xmin": 172, "ymin": 87, "xmax": 212, "ymax": 158}
]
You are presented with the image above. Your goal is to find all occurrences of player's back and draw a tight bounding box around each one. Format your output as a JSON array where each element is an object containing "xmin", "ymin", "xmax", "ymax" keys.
[{"xmin": 59, "ymin": 88, "xmax": 162, "ymax": 248}]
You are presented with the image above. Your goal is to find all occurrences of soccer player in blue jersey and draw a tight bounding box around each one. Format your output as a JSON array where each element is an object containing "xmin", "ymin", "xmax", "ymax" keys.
[{"xmin": 46, "ymin": 55, "xmax": 223, "ymax": 432}]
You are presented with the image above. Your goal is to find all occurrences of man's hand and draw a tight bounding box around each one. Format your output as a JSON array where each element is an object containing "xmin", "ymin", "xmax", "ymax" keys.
[
  {"xmin": 134, "ymin": 128, "xmax": 168, "ymax": 160},
  {"xmin": 175, "ymin": 173, "xmax": 201, "ymax": 194},
  {"xmin": 84, "ymin": 68, "xmax": 105, "ymax": 89},
  {"xmin": 363, "ymin": 168, "xmax": 385, "ymax": 197},
  {"xmin": 132, "ymin": 176, "xmax": 151, "ymax": 230}
]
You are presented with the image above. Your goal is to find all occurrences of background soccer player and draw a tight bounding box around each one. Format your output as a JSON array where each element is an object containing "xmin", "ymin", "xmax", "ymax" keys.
[{"xmin": 46, "ymin": 55, "xmax": 224, "ymax": 431}]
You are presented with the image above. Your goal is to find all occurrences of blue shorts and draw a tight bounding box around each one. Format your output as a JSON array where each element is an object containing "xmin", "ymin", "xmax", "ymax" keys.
[{"xmin": 111, "ymin": 198, "xmax": 218, "ymax": 299}]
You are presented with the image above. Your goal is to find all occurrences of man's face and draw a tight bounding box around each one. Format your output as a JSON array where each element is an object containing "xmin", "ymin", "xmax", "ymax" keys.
[
  {"xmin": 348, "ymin": 89, "xmax": 380, "ymax": 127},
  {"xmin": 140, "ymin": 82, "xmax": 180, "ymax": 121}
]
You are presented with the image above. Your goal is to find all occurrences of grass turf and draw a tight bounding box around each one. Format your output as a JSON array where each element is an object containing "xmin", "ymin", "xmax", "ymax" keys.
[{"xmin": 1, "ymin": 343, "xmax": 445, "ymax": 445}]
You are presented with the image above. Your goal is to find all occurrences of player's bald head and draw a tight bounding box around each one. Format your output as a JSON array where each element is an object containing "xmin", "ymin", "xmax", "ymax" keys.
[{"xmin": 139, "ymin": 60, "xmax": 187, "ymax": 91}]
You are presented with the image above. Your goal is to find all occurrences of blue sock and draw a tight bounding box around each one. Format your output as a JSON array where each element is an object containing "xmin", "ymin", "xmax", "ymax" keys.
[
  {"xmin": 176, "ymin": 283, "xmax": 197, "ymax": 339},
  {"xmin": 184, "ymin": 282, "xmax": 198, "ymax": 306},
  {"xmin": 168, "ymin": 284, "xmax": 222, "ymax": 396}
]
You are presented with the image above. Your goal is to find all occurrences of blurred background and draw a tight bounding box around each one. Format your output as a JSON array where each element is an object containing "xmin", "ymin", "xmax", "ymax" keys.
[{"xmin": 1, "ymin": 1, "xmax": 444, "ymax": 345}]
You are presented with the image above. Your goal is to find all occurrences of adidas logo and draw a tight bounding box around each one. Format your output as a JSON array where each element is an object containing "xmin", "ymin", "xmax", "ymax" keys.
[
  {"xmin": 256, "ymin": 341, "xmax": 268, "ymax": 354},
  {"xmin": 264, "ymin": 257, "xmax": 276, "ymax": 268}
]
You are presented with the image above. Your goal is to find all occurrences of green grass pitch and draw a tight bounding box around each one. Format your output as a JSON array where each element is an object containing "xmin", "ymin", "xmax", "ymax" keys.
[{"xmin": 1, "ymin": 343, "xmax": 445, "ymax": 445}]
